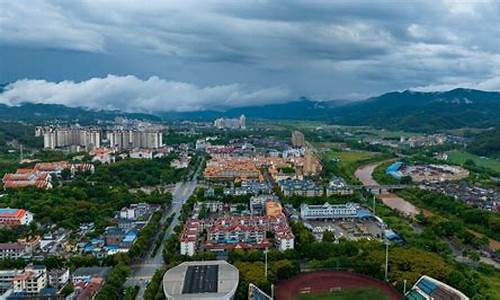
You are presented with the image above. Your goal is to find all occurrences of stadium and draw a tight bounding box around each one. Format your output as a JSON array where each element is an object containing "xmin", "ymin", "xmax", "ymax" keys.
[{"xmin": 275, "ymin": 270, "xmax": 403, "ymax": 300}]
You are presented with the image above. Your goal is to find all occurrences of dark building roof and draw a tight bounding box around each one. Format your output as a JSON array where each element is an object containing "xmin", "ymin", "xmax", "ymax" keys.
[{"xmin": 182, "ymin": 265, "xmax": 219, "ymax": 294}]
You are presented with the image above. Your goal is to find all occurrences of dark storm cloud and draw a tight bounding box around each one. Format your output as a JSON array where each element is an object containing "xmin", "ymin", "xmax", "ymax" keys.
[{"xmin": 1, "ymin": 0, "xmax": 500, "ymax": 111}]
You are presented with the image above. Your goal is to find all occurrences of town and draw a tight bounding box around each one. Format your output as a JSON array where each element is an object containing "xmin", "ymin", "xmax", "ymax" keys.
[{"xmin": 0, "ymin": 114, "xmax": 497, "ymax": 300}]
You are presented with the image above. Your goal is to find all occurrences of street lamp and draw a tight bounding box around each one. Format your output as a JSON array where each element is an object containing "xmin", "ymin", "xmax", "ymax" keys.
[
  {"xmin": 264, "ymin": 247, "xmax": 268, "ymax": 280},
  {"xmin": 384, "ymin": 239, "xmax": 389, "ymax": 282}
]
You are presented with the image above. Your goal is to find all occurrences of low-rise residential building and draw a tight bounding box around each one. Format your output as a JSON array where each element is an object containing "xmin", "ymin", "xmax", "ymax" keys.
[
  {"xmin": 91, "ymin": 148, "xmax": 115, "ymax": 164},
  {"xmin": 170, "ymin": 156, "xmax": 191, "ymax": 169},
  {"xmin": 278, "ymin": 179, "xmax": 322, "ymax": 197},
  {"xmin": 0, "ymin": 209, "xmax": 33, "ymax": 226},
  {"xmin": 180, "ymin": 213, "xmax": 294, "ymax": 256},
  {"xmin": 81, "ymin": 203, "xmax": 158, "ymax": 257},
  {"xmin": 204, "ymin": 157, "xmax": 262, "ymax": 181},
  {"xmin": 223, "ymin": 181, "xmax": 272, "ymax": 196},
  {"xmin": 118, "ymin": 203, "xmax": 155, "ymax": 221},
  {"xmin": 72, "ymin": 267, "xmax": 110, "ymax": 285},
  {"xmin": 48, "ymin": 269, "xmax": 69, "ymax": 291},
  {"xmin": 2, "ymin": 172, "xmax": 52, "ymax": 190},
  {"xmin": 70, "ymin": 164, "xmax": 95, "ymax": 175},
  {"xmin": 180, "ymin": 219, "xmax": 200, "ymax": 256},
  {"xmin": 0, "ymin": 270, "xmax": 20, "ymax": 294},
  {"xmin": 249, "ymin": 195, "xmax": 279, "ymax": 216},
  {"xmin": 12, "ymin": 265, "xmax": 47, "ymax": 294},
  {"xmin": 129, "ymin": 149, "xmax": 153, "ymax": 159},
  {"xmin": 326, "ymin": 176, "xmax": 353, "ymax": 196},
  {"xmin": 265, "ymin": 201, "xmax": 283, "ymax": 217},
  {"xmin": 73, "ymin": 276, "xmax": 104, "ymax": 300},
  {"xmin": 0, "ymin": 243, "xmax": 28, "ymax": 260}
]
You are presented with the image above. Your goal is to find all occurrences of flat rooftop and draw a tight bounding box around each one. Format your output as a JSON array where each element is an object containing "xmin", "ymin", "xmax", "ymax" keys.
[
  {"xmin": 163, "ymin": 260, "xmax": 239, "ymax": 299},
  {"xmin": 182, "ymin": 265, "xmax": 218, "ymax": 294}
]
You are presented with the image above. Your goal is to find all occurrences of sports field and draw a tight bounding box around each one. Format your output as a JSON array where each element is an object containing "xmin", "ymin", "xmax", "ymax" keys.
[
  {"xmin": 295, "ymin": 287, "xmax": 390, "ymax": 300},
  {"xmin": 276, "ymin": 271, "xmax": 402, "ymax": 300}
]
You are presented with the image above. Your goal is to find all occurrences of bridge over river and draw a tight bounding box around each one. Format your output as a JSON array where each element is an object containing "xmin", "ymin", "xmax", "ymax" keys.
[{"xmin": 354, "ymin": 160, "xmax": 420, "ymax": 217}]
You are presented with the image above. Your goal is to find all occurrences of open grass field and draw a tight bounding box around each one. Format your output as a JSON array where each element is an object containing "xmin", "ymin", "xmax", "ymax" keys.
[
  {"xmin": 294, "ymin": 287, "xmax": 390, "ymax": 300},
  {"xmin": 479, "ymin": 273, "xmax": 500, "ymax": 300},
  {"xmin": 446, "ymin": 150, "xmax": 500, "ymax": 173},
  {"xmin": 322, "ymin": 149, "xmax": 390, "ymax": 183},
  {"xmin": 325, "ymin": 150, "xmax": 380, "ymax": 165}
]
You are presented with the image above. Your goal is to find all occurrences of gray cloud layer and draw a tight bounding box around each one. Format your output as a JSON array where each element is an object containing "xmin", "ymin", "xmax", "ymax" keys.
[
  {"xmin": 1, "ymin": 0, "xmax": 500, "ymax": 111},
  {"xmin": 0, "ymin": 75, "xmax": 290, "ymax": 112}
]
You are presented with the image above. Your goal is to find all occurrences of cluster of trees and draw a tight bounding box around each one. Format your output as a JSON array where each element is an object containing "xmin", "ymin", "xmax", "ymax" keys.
[
  {"xmin": 1, "ymin": 181, "xmax": 170, "ymax": 231},
  {"xmin": 91, "ymin": 155, "xmax": 188, "ymax": 188},
  {"xmin": 228, "ymin": 249, "xmax": 299, "ymax": 299},
  {"xmin": 399, "ymin": 188, "xmax": 500, "ymax": 241},
  {"xmin": 371, "ymin": 161, "xmax": 408, "ymax": 185},
  {"xmin": 123, "ymin": 286, "xmax": 139, "ymax": 300},
  {"xmin": 0, "ymin": 122, "xmax": 42, "ymax": 151},
  {"xmin": 95, "ymin": 263, "xmax": 130, "ymax": 300},
  {"xmin": 128, "ymin": 211, "xmax": 163, "ymax": 260},
  {"xmin": 143, "ymin": 267, "xmax": 167, "ymax": 300},
  {"xmin": 152, "ymin": 215, "xmax": 174, "ymax": 256},
  {"xmin": 468, "ymin": 128, "xmax": 500, "ymax": 159},
  {"xmin": 321, "ymin": 152, "xmax": 392, "ymax": 184},
  {"xmin": 291, "ymin": 220, "xmax": 496, "ymax": 298},
  {"xmin": 0, "ymin": 225, "xmax": 38, "ymax": 243}
]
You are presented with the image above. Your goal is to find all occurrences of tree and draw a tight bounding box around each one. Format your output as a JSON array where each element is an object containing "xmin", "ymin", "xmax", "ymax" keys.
[
  {"xmin": 272, "ymin": 259, "xmax": 299, "ymax": 280},
  {"xmin": 322, "ymin": 230, "xmax": 335, "ymax": 242},
  {"xmin": 61, "ymin": 168, "xmax": 72, "ymax": 180}
]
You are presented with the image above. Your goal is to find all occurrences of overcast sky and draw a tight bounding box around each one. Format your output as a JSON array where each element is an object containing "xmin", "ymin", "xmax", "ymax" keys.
[{"xmin": 1, "ymin": 0, "xmax": 500, "ymax": 112}]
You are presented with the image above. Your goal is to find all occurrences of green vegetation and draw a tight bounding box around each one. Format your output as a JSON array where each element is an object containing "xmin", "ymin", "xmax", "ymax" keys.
[
  {"xmin": 91, "ymin": 155, "xmax": 190, "ymax": 188},
  {"xmin": 447, "ymin": 150, "xmax": 500, "ymax": 174},
  {"xmin": 128, "ymin": 211, "xmax": 163, "ymax": 260},
  {"xmin": 0, "ymin": 182, "xmax": 170, "ymax": 230},
  {"xmin": 322, "ymin": 150, "xmax": 389, "ymax": 183},
  {"xmin": 398, "ymin": 188, "xmax": 500, "ymax": 242},
  {"xmin": 294, "ymin": 288, "xmax": 389, "ymax": 300},
  {"xmin": 468, "ymin": 128, "xmax": 500, "ymax": 159},
  {"xmin": 0, "ymin": 122, "xmax": 42, "ymax": 150},
  {"xmin": 371, "ymin": 161, "xmax": 401, "ymax": 185},
  {"xmin": 95, "ymin": 263, "xmax": 130, "ymax": 300},
  {"xmin": 144, "ymin": 267, "xmax": 167, "ymax": 300},
  {"xmin": 123, "ymin": 286, "xmax": 139, "ymax": 300}
]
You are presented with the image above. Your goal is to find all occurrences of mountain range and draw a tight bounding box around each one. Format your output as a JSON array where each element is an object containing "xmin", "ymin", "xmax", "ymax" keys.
[{"xmin": 0, "ymin": 88, "xmax": 499, "ymax": 131}]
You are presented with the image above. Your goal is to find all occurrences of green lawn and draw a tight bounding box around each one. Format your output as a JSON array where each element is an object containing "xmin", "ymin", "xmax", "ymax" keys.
[
  {"xmin": 446, "ymin": 150, "xmax": 500, "ymax": 173},
  {"xmin": 325, "ymin": 150, "xmax": 380, "ymax": 165},
  {"xmin": 323, "ymin": 150, "xmax": 386, "ymax": 183},
  {"xmin": 294, "ymin": 287, "xmax": 390, "ymax": 300}
]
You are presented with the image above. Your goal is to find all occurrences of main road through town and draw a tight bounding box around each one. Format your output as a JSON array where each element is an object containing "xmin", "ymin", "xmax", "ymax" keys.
[{"xmin": 125, "ymin": 157, "xmax": 204, "ymax": 299}]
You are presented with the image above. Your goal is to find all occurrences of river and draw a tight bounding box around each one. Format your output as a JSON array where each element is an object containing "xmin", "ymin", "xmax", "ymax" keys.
[
  {"xmin": 354, "ymin": 161, "xmax": 420, "ymax": 217},
  {"xmin": 354, "ymin": 160, "xmax": 500, "ymax": 253}
]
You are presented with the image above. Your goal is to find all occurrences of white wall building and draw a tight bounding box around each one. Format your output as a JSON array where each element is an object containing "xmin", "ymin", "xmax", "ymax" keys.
[
  {"xmin": 300, "ymin": 203, "xmax": 359, "ymax": 220},
  {"xmin": 12, "ymin": 265, "xmax": 47, "ymax": 294}
]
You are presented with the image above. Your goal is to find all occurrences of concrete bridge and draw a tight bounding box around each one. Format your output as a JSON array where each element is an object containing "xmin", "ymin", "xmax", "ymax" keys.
[{"xmin": 350, "ymin": 184, "xmax": 412, "ymax": 194}]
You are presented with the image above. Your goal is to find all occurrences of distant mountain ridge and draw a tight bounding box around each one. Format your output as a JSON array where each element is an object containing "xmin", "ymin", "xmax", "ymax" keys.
[
  {"xmin": 331, "ymin": 88, "xmax": 500, "ymax": 131},
  {"xmin": 0, "ymin": 102, "xmax": 160, "ymax": 123},
  {"xmin": 0, "ymin": 88, "xmax": 499, "ymax": 131}
]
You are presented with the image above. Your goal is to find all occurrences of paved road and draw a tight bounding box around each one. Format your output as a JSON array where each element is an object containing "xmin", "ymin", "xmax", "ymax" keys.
[{"xmin": 125, "ymin": 156, "xmax": 204, "ymax": 299}]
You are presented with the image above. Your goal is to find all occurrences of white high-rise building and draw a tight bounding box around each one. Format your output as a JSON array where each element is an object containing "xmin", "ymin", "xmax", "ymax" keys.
[
  {"xmin": 213, "ymin": 115, "xmax": 246, "ymax": 129},
  {"xmin": 107, "ymin": 129, "xmax": 163, "ymax": 150},
  {"xmin": 37, "ymin": 127, "xmax": 101, "ymax": 151}
]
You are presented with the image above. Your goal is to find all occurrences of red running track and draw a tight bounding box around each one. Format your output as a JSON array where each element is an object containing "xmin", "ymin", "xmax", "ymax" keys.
[{"xmin": 275, "ymin": 270, "xmax": 403, "ymax": 300}]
